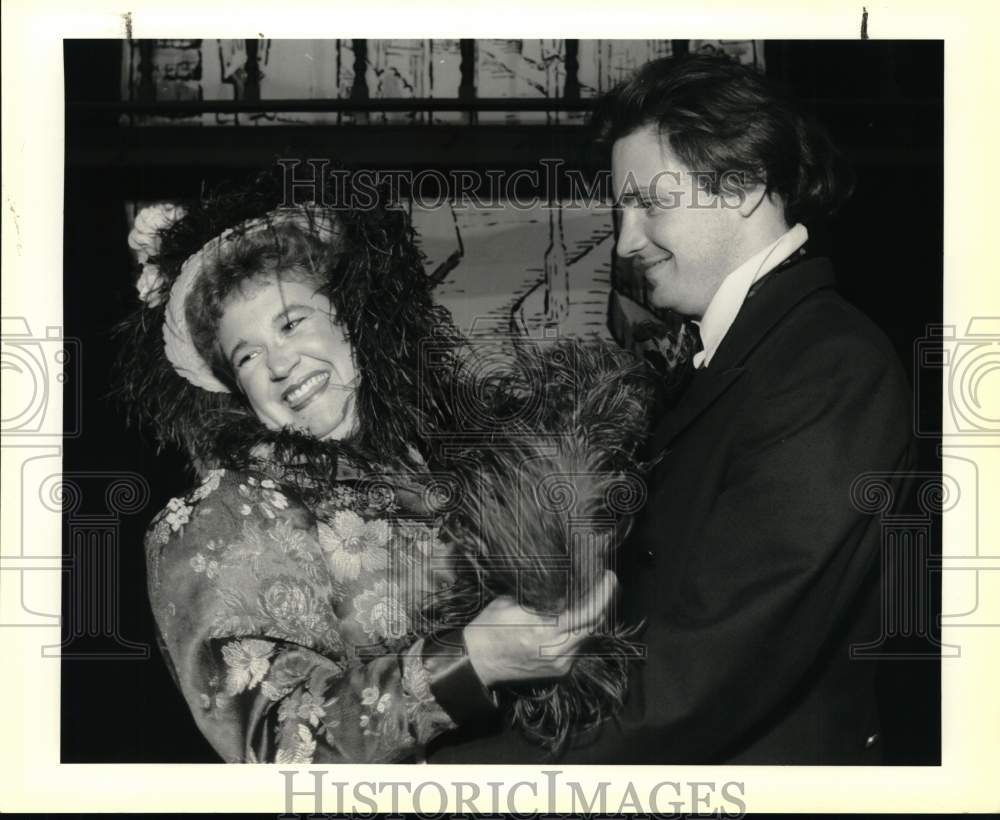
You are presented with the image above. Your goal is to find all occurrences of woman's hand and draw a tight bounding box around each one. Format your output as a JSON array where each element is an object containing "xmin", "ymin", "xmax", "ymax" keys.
[{"xmin": 463, "ymin": 570, "xmax": 618, "ymax": 689}]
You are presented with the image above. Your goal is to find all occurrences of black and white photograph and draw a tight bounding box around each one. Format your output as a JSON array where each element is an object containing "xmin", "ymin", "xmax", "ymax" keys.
[{"xmin": 3, "ymin": 2, "xmax": 998, "ymax": 815}]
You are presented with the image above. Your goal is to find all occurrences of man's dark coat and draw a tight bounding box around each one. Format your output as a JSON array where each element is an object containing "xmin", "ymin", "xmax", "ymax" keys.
[{"xmin": 428, "ymin": 255, "xmax": 914, "ymax": 764}]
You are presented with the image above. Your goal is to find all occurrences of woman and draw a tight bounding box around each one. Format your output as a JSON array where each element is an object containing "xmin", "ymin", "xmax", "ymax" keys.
[{"xmin": 119, "ymin": 173, "xmax": 654, "ymax": 762}]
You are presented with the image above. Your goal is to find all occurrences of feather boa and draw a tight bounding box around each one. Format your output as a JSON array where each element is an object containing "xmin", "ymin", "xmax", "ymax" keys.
[{"xmin": 427, "ymin": 338, "xmax": 656, "ymax": 750}]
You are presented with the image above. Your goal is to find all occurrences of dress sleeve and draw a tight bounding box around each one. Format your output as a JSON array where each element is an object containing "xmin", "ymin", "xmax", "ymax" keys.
[{"xmin": 145, "ymin": 468, "xmax": 484, "ymax": 763}]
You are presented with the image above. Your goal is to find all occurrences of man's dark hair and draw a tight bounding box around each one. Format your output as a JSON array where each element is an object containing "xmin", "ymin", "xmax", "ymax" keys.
[{"xmin": 592, "ymin": 54, "xmax": 854, "ymax": 226}]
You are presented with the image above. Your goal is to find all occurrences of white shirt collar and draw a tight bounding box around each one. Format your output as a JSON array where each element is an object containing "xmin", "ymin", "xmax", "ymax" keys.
[{"xmin": 693, "ymin": 223, "xmax": 809, "ymax": 369}]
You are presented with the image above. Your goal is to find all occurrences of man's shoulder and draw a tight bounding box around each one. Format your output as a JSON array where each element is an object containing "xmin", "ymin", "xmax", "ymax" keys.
[{"xmin": 759, "ymin": 283, "xmax": 905, "ymax": 381}]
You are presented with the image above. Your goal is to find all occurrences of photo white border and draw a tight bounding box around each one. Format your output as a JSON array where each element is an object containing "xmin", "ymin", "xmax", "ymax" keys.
[{"xmin": 3, "ymin": 0, "xmax": 999, "ymax": 812}]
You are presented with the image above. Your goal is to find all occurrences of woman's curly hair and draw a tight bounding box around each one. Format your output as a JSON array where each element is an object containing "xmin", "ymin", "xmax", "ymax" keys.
[{"xmin": 115, "ymin": 167, "xmax": 463, "ymax": 473}]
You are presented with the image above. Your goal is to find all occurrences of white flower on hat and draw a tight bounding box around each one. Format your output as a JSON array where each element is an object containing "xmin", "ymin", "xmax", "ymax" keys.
[
  {"xmin": 128, "ymin": 203, "xmax": 187, "ymax": 307},
  {"xmin": 136, "ymin": 263, "xmax": 164, "ymax": 306},
  {"xmin": 128, "ymin": 202, "xmax": 186, "ymax": 263}
]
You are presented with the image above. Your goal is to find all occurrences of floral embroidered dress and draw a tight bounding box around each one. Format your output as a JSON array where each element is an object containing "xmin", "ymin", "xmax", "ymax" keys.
[{"xmin": 145, "ymin": 462, "xmax": 460, "ymax": 763}]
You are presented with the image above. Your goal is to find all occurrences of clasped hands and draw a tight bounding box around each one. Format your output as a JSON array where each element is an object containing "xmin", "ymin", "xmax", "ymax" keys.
[{"xmin": 462, "ymin": 570, "xmax": 618, "ymax": 689}]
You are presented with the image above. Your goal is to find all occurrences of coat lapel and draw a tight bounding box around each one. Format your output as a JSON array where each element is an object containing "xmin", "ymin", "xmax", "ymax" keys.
[
  {"xmin": 644, "ymin": 365, "xmax": 745, "ymax": 457},
  {"xmin": 645, "ymin": 257, "xmax": 837, "ymax": 456}
]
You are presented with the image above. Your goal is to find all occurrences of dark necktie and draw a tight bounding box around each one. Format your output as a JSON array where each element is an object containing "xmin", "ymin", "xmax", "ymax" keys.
[{"xmin": 634, "ymin": 318, "xmax": 702, "ymax": 403}]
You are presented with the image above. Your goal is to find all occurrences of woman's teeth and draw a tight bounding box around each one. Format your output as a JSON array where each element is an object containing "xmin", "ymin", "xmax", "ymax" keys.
[{"xmin": 285, "ymin": 373, "xmax": 329, "ymax": 405}]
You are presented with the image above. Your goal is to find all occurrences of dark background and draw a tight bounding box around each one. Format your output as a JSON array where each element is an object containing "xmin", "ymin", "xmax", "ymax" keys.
[{"xmin": 61, "ymin": 39, "xmax": 943, "ymax": 763}]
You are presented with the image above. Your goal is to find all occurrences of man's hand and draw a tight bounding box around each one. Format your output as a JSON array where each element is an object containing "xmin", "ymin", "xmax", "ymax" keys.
[{"xmin": 463, "ymin": 570, "xmax": 618, "ymax": 689}]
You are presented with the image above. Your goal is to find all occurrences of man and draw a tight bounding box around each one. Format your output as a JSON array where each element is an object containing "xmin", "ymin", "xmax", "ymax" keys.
[{"xmin": 428, "ymin": 55, "xmax": 914, "ymax": 764}]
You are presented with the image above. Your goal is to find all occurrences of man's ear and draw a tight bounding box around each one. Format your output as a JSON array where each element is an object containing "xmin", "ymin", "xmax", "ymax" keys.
[
  {"xmin": 733, "ymin": 180, "xmax": 769, "ymax": 218},
  {"xmin": 717, "ymin": 171, "xmax": 767, "ymax": 216}
]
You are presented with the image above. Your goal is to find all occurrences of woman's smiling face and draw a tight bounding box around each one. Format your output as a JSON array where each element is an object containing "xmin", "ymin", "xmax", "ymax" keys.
[{"xmin": 217, "ymin": 275, "xmax": 358, "ymax": 441}]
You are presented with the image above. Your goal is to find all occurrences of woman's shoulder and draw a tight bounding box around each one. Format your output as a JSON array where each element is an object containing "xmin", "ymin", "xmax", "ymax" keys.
[
  {"xmin": 143, "ymin": 465, "xmax": 322, "ymax": 603},
  {"xmin": 144, "ymin": 467, "xmax": 305, "ymax": 557}
]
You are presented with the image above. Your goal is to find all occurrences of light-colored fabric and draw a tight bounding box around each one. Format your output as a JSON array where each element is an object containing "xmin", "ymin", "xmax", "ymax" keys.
[{"xmin": 693, "ymin": 223, "xmax": 808, "ymax": 369}]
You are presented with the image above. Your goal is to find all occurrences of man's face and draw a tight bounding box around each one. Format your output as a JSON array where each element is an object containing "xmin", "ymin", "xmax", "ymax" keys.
[{"xmin": 611, "ymin": 124, "xmax": 744, "ymax": 318}]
